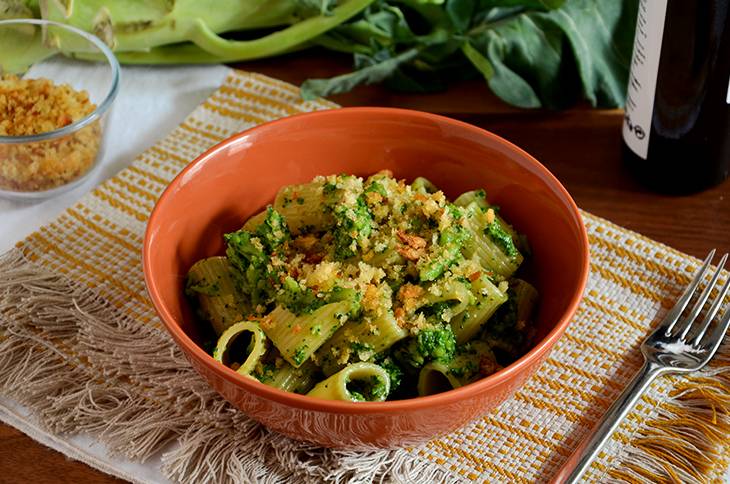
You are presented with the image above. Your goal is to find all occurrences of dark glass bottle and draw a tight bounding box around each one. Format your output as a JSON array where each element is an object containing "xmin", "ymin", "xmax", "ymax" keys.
[{"xmin": 622, "ymin": 0, "xmax": 730, "ymax": 194}]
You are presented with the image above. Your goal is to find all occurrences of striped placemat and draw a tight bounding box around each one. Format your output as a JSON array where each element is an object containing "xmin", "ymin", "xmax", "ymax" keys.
[{"xmin": 0, "ymin": 69, "xmax": 727, "ymax": 483}]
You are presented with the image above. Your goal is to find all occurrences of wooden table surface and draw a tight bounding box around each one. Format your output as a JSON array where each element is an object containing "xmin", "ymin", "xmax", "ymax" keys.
[{"xmin": 2, "ymin": 51, "xmax": 728, "ymax": 483}]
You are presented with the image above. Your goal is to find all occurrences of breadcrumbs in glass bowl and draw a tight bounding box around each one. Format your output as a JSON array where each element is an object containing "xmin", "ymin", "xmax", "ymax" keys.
[
  {"xmin": 0, "ymin": 19, "xmax": 119, "ymax": 200},
  {"xmin": 0, "ymin": 75, "xmax": 102, "ymax": 192}
]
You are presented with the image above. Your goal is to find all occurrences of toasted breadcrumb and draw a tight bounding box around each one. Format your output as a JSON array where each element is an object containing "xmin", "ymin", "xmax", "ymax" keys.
[
  {"xmin": 396, "ymin": 230, "xmax": 427, "ymax": 249},
  {"xmin": 363, "ymin": 284, "xmax": 380, "ymax": 312},
  {"xmin": 397, "ymin": 283, "xmax": 424, "ymax": 313},
  {"xmin": 0, "ymin": 75, "xmax": 101, "ymax": 191},
  {"xmin": 260, "ymin": 315, "xmax": 275, "ymax": 330}
]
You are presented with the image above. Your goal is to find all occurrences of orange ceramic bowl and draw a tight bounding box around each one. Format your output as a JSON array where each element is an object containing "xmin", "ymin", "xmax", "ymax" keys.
[{"xmin": 143, "ymin": 108, "xmax": 589, "ymax": 449}]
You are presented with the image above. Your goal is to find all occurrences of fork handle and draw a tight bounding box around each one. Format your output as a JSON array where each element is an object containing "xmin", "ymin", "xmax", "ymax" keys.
[{"xmin": 551, "ymin": 361, "xmax": 664, "ymax": 484}]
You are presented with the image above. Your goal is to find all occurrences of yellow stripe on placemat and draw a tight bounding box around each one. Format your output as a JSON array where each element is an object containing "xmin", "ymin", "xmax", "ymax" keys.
[{"xmin": 9, "ymin": 69, "xmax": 729, "ymax": 483}]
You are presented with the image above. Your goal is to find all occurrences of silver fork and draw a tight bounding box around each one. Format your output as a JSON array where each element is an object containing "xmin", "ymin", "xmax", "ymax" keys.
[{"xmin": 553, "ymin": 250, "xmax": 730, "ymax": 484}]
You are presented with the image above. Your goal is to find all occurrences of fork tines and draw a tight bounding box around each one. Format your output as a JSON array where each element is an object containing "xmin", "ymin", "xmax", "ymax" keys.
[{"xmin": 662, "ymin": 250, "xmax": 730, "ymax": 352}]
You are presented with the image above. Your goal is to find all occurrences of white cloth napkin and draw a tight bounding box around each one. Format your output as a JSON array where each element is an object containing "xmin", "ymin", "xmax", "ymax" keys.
[
  {"xmin": 0, "ymin": 63, "xmax": 230, "ymax": 482},
  {"xmin": 0, "ymin": 64, "xmax": 230, "ymax": 252}
]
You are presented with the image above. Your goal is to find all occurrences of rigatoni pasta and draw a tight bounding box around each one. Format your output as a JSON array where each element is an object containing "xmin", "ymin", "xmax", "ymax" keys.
[
  {"xmin": 417, "ymin": 341, "xmax": 498, "ymax": 396},
  {"xmin": 186, "ymin": 257, "xmax": 249, "ymax": 336},
  {"xmin": 263, "ymin": 301, "xmax": 354, "ymax": 367},
  {"xmin": 307, "ymin": 362, "xmax": 390, "ymax": 402},
  {"xmin": 186, "ymin": 171, "xmax": 538, "ymax": 401},
  {"xmin": 254, "ymin": 358, "xmax": 319, "ymax": 394},
  {"xmin": 213, "ymin": 321, "xmax": 267, "ymax": 376},
  {"xmin": 316, "ymin": 311, "xmax": 408, "ymax": 376}
]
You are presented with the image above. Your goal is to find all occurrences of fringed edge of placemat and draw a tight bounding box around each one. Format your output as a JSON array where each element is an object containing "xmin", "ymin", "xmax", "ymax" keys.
[
  {"xmin": 608, "ymin": 363, "xmax": 730, "ymax": 484},
  {"xmin": 0, "ymin": 248, "xmax": 460, "ymax": 484}
]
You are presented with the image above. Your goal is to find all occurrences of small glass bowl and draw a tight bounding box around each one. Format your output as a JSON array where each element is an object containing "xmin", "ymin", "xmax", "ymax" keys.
[{"xmin": 0, "ymin": 19, "xmax": 120, "ymax": 201}]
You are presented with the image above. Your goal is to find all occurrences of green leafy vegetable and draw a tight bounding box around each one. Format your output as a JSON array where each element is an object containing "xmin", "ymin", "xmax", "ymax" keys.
[
  {"xmin": 223, "ymin": 207, "xmax": 290, "ymax": 309},
  {"xmin": 224, "ymin": 230, "xmax": 275, "ymax": 309},
  {"xmin": 301, "ymin": 47, "xmax": 420, "ymax": 100},
  {"xmin": 332, "ymin": 194, "xmax": 374, "ymax": 260},
  {"xmin": 485, "ymin": 220, "xmax": 518, "ymax": 258},
  {"xmin": 255, "ymin": 206, "xmax": 290, "ymax": 253},
  {"xmin": 278, "ymin": 276, "xmax": 325, "ymax": 314},
  {"xmin": 278, "ymin": 279, "xmax": 362, "ymax": 316},
  {"xmin": 418, "ymin": 225, "xmax": 468, "ymax": 282},
  {"xmin": 394, "ymin": 324, "xmax": 457, "ymax": 369},
  {"xmin": 6, "ymin": 0, "xmax": 638, "ymax": 109},
  {"xmin": 374, "ymin": 355, "xmax": 403, "ymax": 391}
]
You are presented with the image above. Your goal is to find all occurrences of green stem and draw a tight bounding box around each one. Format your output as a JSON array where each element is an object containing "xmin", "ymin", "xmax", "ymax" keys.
[{"xmin": 189, "ymin": 0, "xmax": 376, "ymax": 60}]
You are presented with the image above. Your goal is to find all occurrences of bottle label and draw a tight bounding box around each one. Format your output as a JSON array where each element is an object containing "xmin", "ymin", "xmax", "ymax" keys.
[{"xmin": 623, "ymin": 0, "xmax": 669, "ymax": 159}]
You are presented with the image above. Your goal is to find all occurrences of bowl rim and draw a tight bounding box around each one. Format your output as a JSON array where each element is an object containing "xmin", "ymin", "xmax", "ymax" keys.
[
  {"xmin": 143, "ymin": 107, "xmax": 590, "ymax": 414},
  {"xmin": 0, "ymin": 18, "xmax": 120, "ymax": 144}
]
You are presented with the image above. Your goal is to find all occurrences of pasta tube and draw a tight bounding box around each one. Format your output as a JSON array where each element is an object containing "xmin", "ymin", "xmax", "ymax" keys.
[
  {"xmin": 482, "ymin": 279, "xmax": 539, "ymax": 359},
  {"xmin": 411, "ymin": 177, "xmax": 439, "ymax": 194},
  {"xmin": 453, "ymin": 189, "xmax": 489, "ymax": 210},
  {"xmin": 263, "ymin": 301, "xmax": 354, "ymax": 367},
  {"xmin": 255, "ymin": 358, "xmax": 319, "ymax": 394},
  {"xmin": 462, "ymin": 202, "xmax": 523, "ymax": 277},
  {"xmin": 213, "ymin": 321, "xmax": 267, "ymax": 376},
  {"xmin": 186, "ymin": 256, "xmax": 249, "ymax": 336},
  {"xmin": 307, "ymin": 362, "xmax": 390, "ymax": 402},
  {"xmin": 417, "ymin": 341, "xmax": 498, "ymax": 396},
  {"xmin": 363, "ymin": 242, "xmax": 405, "ymax": 269},
  {"xmin": 454, "ymin": 190, "xmax": 520, "ymax": 239},
  {"xmin": 417, "ymin": 278, "xmax": 473, "ymax": 323},
  {"xmin": 512, "ymin": 279, "xmax": 539, "ymax": 324},
  {"xmin": 274, "ymin": 181, "xmax": 328, "ymax": 234},
  {"xmin": 450, "ymin": 275, "xmax": 508, "ymax": 344},
  {"xmin": 315, "ymin": 311, "xmax": 408, "ymax": 376}
]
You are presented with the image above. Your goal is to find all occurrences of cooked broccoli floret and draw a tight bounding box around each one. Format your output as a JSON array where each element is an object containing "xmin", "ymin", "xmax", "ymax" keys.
[
  {"xmin": 418, "ymin": 325, "xmax": 457, "ymax": 361},
  {"xmin": 325, "ymin": 286, "xmax": 361, "ymax": 315},
  {"xmin": 255, "ymin": 206, "xmax": 290, "ymax": 252},
  {"xmin": 346, "ymin": 375, "xmax": 388, "ymax": 401},
  {"xmin": 364, "ymin": 180, "xmax": 387, "ymax": 197},
  {"xmin": 418, "ymin": 225, "xmax": 468, "ymax": 282},
  {"xmin": 418, "ymin": 300, "xmax": 457, "ymax": 324},
  {"xmin": 485, "ymin": 221, "xmax": 518, "ymax": 258},
  {"xmin": 369, "ymin": 375, "xmax": 389, "ymax": 400},
  {"xmin": 225, "ymin": 208, "xmax": 291, "ymax": 310},
  {"xmin": 277, "ymin": 276, "xmax": 325, "ymax": 315},
  {"xmin": 333, "ymin": 195, "xmax": 373, "ymax": 260},
  {"xmin": 224, "ymin": 230, "xmax": 275, "ymax": 308},
  {"xmin": 394, "ymin": 325, "xmax": 456, "ymax": 369},
  {"xmin": 374, "ymin": 355, "xmax": 403, "ymax": 392},
  {"xmin": 277, "ymin": 279, "xmax": 362, "ymax": 317}
]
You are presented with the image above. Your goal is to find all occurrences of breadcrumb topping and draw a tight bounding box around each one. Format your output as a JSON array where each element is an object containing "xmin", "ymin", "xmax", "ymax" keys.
[{"xmin": 0, "ymin": 75, "xmax": 101, "ymax": 191}]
